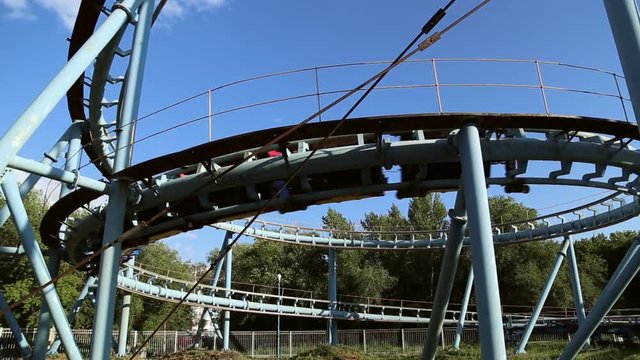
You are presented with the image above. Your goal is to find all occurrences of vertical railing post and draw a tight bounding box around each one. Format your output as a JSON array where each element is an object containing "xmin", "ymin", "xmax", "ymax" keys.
[
  {"xmin": 432, "ymin": 59, "xmax": 444, "ymax": 113},
  {"xmin": 362, "ymin": 329, "xmax": 367, "ymax": 353},
  {"xmin": 613, "ymin": 74, "xmax": 630, "ymax": 122},
  {"xmin": 207, "ymin": 89, "xmax": 213, "ymax": 141},
  {"xmin": 223, "ymin": 240, "xmax": 233, "ymax": 351},
  {"xmin": 251, "ymin": 331, "xmax": 255, "ymax": 357},
  {"xmin": 314, "ymin": 67, "xmax": 323, "ymax": 122},
  {"xmin": 289, "ymin": 331, "xmax": 293, "ymax": 357},
  {"xmin": 90, "ymin": 1, "xmax": 155, "ymax": 359},
  {"xmin": 174, "ymin": 331, "xmax": 178, "ymax": 353},
  {"xmin": 534, "ymin": 60, "xmax": 550, "ymax": 114},
  {"xmin": 458, "ymin": 122, "xmax": 507, "ymax": 360},
  {"xmin": 327, "ymin": 248, "xmax": 338, "ymax": 346},
  {"xmin": 117, "ymin": 256, "xmax": 136, "ymax": 356}
]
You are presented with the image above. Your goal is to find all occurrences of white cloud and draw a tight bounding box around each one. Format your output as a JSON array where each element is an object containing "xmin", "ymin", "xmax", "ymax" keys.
[
  {"xmin": 1, "ymin": 0, "xmax": 35, "ymax": 20},
  {"xmin": 161, "ymin": 0, "xmax": 186, "ymax": 20},
  {"xmin": 157, "ymin": 0, "xmax": 226, "ymax": 25},
  {"xmin": 183, "ymin": 0, "xmax": 225, "ymax": 12},
  {"xmin": 1, "ymin": 0, "xmax": 225, "ymax": 30},
  {"xmin": 0, "ymin": 0, "xmax": 80, "ymax": 29},
  {"xmin": 35, "ymin": 0, "xmax": 80, "ymax": 30}
]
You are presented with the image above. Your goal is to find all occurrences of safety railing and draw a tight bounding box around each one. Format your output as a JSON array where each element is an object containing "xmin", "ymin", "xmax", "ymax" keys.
[
  {"xmin": 89, "ymin": 58, "xmax": 633, "ymax": 166},
  {"xmin": 122, "ymin": 264, "xmax": 467, "ymax": 323},
  {"xmin": 215, "ymin": 191, "xmax": 640, "ymax": 248}
]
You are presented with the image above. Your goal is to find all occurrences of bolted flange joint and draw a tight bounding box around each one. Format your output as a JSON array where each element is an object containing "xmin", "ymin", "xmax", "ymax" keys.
[{"xmin": 448, "ymin": 208, "xmax": 467, "ymax": 224}]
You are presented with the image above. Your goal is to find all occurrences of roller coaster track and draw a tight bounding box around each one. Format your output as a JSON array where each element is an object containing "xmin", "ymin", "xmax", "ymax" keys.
[
  {"xmin": 115, "ymin": 263, "xmax": 640, "ymax": 327},
  {"xmin": 115, "ymin": 264, "xmax": 470, "ymax": 324},
  {"xmin": 41, "ymin": 114, "xmax": 640, "ymax": 267},
  {"xmin": 1, "ymin": 0, "xmax": 637, "ymax": 358},
  {"xmin": 213, "ymin": 190, "xmax": 640, "ymax": 249}
]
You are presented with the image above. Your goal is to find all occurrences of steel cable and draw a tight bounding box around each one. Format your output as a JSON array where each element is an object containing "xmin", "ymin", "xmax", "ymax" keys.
[{"xmin": 129, "ymin": 1, "xmax": 497, "ymax": 357}]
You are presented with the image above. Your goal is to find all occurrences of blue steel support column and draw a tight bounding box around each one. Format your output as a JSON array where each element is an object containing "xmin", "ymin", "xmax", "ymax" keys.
[
  {"xmin": 223, "ymin": 243, "xmax": 233, "ymax": 351},
  {"xmin": 117, "ymin": 256, "xmax": 136, "ymax": 356},
  {"xmin": 453, "ymin": 268, "xmax": 474, "ymax": 350},
  {"xmin": 213, "ymin": 232, "xmax": 232, "ymax": 285},
  {"xmin": 32, "ymin": 249, "xmax": 61, "ymax": 360},
  {"xmin": 423, "ymin": 190, "xmax": 467, "ymax": 360},
  {"xmin": 0, "ymin": 292, "xmax": 32, "ymax": 358},
  {"xmin": 49, "ymin": 276, "xmax": 98, "ymax": 354},
  {"xmin": 516, "ymin": 238, "xmax": 570, "ymax": 354},
  {"xmin": 560, "ymin": 239, "xmax": 640, "ymax": 360},
  {"xmin": 1, "ymin": 173, "xmax": 82, "ymax": 359},
  {"xmin": 90, "ymin": 1, "xmax": 154, "ymax": 358},
  {"xmin": 0, "ymin": 127, "xmax": 71, "ymax": 228},
  {"xmin": 328, "ymin": 248, "xmax": 338, "ymax": 346},
  {"xmin": 194, "ymin": 232, "xmax": 230, "ymax": 348},
  {"xmin": 34, "ymin": 121, "xmax": 84, "ymax": 360},
  {"xmin": 604, "ymin": 0, "xmax": 640, "ymax": 126},
  {"xmin": 458, "ymin": 122, "xmax": 507, "ymax": 360},
  {"xmin": 566, "ymin": 236, "xmax": 587, "ymax": 326},
  {"xmin": 0, "ymin": 0, "xmax": 143, "ymax": 176}
]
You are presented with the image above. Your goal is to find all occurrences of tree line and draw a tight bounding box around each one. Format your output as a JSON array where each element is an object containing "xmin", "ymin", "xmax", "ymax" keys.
[{"xmin": 0, "ymin": 192, "xmax": 638, "ymax": 333}]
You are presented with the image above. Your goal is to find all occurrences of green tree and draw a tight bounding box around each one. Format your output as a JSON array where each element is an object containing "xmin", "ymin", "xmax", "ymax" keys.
[
  {"xmin": 123, "ymin": 242, "xmax": 194, "ymax": 330},
  {"xmin": 406, "ymin": 194, "xmax": 448, "ymax": 299},
  {"xmin": 0, "ymin": 191, "xmax": 87, "ymax": 327},
  {"xmin": 321, "ymin": 208, "xmax": 396, "ymax": 301}
]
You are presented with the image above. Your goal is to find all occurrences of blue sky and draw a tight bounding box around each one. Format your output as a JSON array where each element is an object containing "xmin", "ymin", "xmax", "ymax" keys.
[{"xmin": 1, "ymin": 0, "xmax": 638, "ymax": 263}]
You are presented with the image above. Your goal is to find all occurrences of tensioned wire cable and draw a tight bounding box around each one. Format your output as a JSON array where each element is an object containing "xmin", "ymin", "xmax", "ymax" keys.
[
  {"xmin": 129, "ymin": 1, "xmax": 500, "ymax": 358},
  {"xmin": 3, "ymin": 0, "xmax": 490, "ymax": 338},
  {"xmin": 1, "ymin": 48, "xmax": 408, "ymax": 314}
]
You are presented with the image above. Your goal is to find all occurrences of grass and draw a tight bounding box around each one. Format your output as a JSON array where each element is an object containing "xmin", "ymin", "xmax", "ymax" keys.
[
  {"xmin": 435, "ymin": 341, "xmax": 640, "ymax": 359},
  {"xmin": 102, "ymin": 341, "xmax": 640, "ymax": 359}
]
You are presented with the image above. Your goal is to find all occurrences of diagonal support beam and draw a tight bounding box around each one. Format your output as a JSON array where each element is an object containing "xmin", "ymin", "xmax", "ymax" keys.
[
  {"xmin": 566, "ymin": 235, "xmax": 588, "ymax": 348},
  {"xmin": 0, "ymin": 291, "xmax": 32, "ymax": 358},
  {"xmin": 48, "ymin": 275, "xmax": 98, "ymax": 354},
  {"xmin": 515, "ymin": 238, "xmax": 570, "ymax": 354},
  {"xmin": 0, "ymin": 124, "xmax": 75, "ymax": 229},
  {"xmin": 0, "ymin": 0, "xmax": 144, "ymax": 176},
  {"xmin": 559, "ymin": 239, "xmax": 640, "ymax": 360},
  {"xmin": 1, "ymin": 172, "xmax": 82, "ymax": 360},
  {"xmin": 35, "ymin": 120, "xmax": 84, "ymax": 360},
  {"xmin": 453, "ymin": 267, "xmax": 474, "ymax": 350},
  {"xmin": 194, "ymin": 233, "xmax": 229, "ymax": 348},
  {"xmin": 423, "ymin": 189, "xmax": 467, "ymax": 360}
]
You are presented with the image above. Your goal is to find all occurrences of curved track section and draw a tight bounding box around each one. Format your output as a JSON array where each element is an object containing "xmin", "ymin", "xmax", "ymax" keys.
[
  {"xmin": 115, "ymin": 264, "xmax": 467, "ymax": 324},
  {"xmin": 213, "ymin": 192, "xmax": 640, "ymax": 249},
  {"xmin": 41, "ymin": 113, "xmax": 640, "ymax": 267},
  {"xmin": 66, "ymin": 0, "xmax": 114, "ymax": 177}
]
